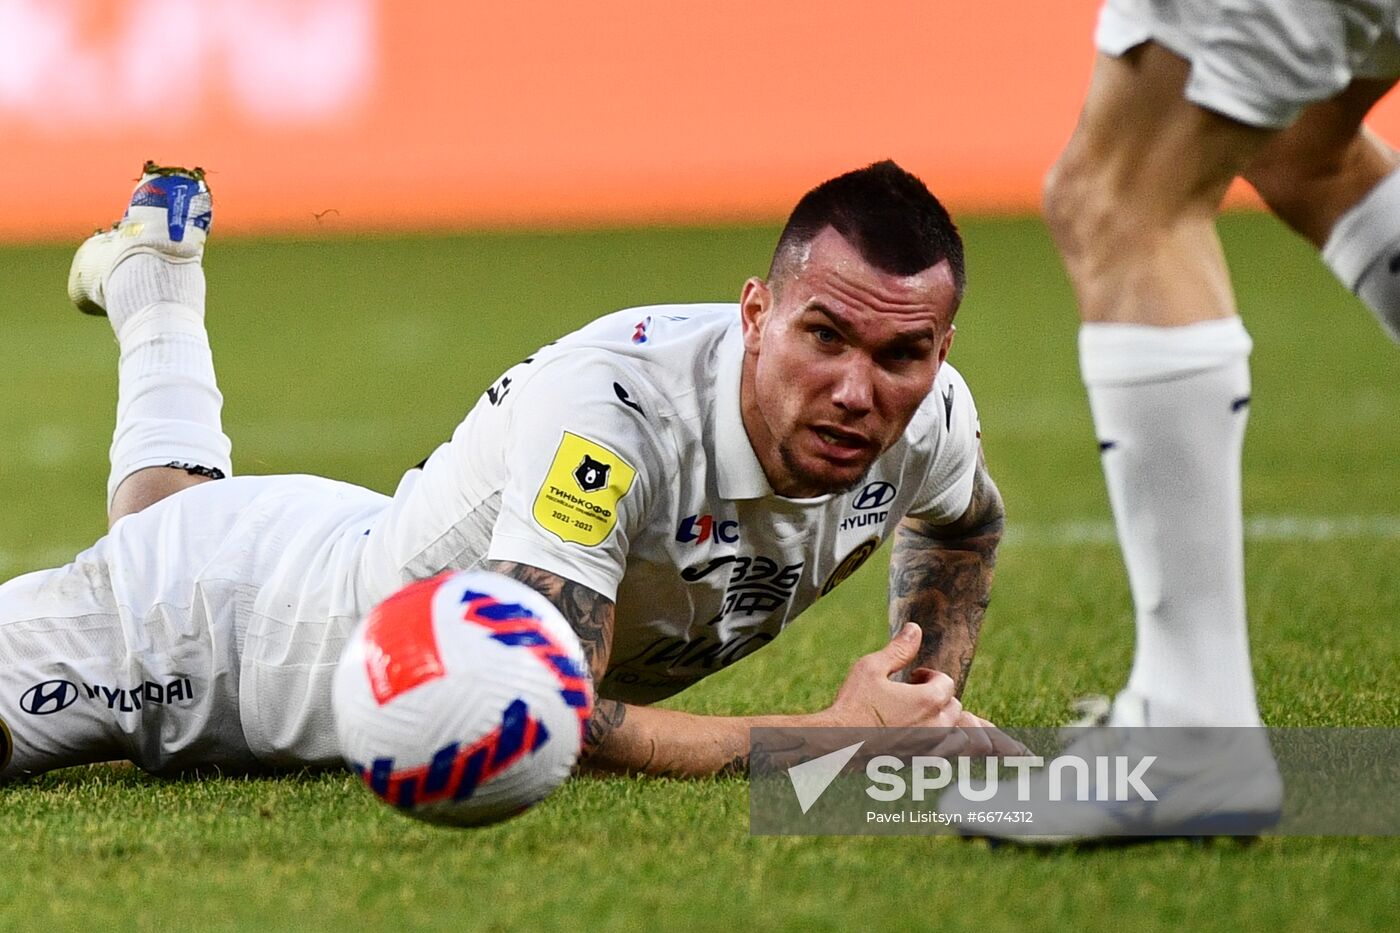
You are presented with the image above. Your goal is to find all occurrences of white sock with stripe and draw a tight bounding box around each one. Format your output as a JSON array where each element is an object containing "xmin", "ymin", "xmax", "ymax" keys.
[{"xmin": 1079, "ymin": 317, "xmax": 1262, "ymax": 727}]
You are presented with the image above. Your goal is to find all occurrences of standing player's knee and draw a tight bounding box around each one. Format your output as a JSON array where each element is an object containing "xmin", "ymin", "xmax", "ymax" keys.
[
  {"xmin": 1043, "ymin": 146, "xmax": 1137, "ymax": 277},
  {"xmin": 1042, "ymin": 150, "xmax": 1095, "ymax": 260},
  {"xmin": 1041, "ymin": 155, "xmax": 1074, "ymax": 248}
]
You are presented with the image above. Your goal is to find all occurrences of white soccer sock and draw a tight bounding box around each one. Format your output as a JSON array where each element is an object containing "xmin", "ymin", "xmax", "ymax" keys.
[
  {"xmin": 1322, "ymin": 166, "xmax": 1400, "ymax": 343},
  {"xmin": 1079, "ymin": 318, "xmax": 1262, "ymax": 727},
  {"xmin": 105, "ymin": 255, "xmax": 232, "ymax": 509}
]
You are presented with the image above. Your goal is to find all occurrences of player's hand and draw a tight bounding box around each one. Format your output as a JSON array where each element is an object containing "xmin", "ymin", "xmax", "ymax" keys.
[
  {"xmin": 824, "ymin": 623, "xmax": 964, "ymax": 730},
  {"xmin": 823, "ymin": 624, "xmax": 1028, "ymax": 759},
  {"xmin": 951, "ymin": 710, "xmax": 1031, "ymax": 758}
]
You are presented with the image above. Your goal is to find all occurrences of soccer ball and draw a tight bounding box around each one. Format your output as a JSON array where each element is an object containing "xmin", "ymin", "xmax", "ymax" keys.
[{"xmin": 332, "ymin": 569, "xmax": 593, "ymax": 826}]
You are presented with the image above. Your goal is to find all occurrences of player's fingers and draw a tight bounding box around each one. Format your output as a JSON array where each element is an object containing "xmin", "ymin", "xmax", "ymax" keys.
[
  {"xmin": 929, "ymin": 727, "xmax": 969, "ymax": 758},
  {"xmin": 955, "ymin": 714, "xmax": 995, "ymax": 759},
  {"xmin": 877, "ymin": 623, "xmax": 922, "ymax": 676},
  {"xmin": 886, "ymin": 726, "xmax": 931, "ymax": 758},
  {"xmin": 912, "ymin": 691, "xmax": 961, "ymax": 731},
  {"xmin": 907, "ymin": 666, "xmax": 938, "ymax": 685},
  {"xmin": 988, "ymin": 728, "xmax": 1032, "ymax": 758},
  {"xmin": 914, "ymin": 671, "xmax": 957, "ymax": 708},
  {"xmin": 959, "ymin": 712, "xmax": 1031, "ymax": 757}
]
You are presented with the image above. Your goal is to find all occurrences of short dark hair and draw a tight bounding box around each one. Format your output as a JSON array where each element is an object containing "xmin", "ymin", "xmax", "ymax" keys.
[{"xmin": 769, "ymin": 160, "xmax": 965, "ymax": 300}]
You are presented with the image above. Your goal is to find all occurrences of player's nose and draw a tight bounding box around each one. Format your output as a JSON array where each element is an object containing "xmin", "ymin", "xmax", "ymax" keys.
[{"xmin": 830, "ymin": 358, "xmax": 875, "ymax": 415}]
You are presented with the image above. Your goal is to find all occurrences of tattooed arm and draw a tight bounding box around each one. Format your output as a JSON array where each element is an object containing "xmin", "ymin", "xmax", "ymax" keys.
[
  {"xmin": 485, "ymin": 560, "xmax": 627, "ymax": 757},
  {"xmin": 488, "ymin": 559, "xmax": 973, "ymax": 777},
  {"xmin": 888, "ymin": 446, "xmax": 1005, "ymax": 696}
]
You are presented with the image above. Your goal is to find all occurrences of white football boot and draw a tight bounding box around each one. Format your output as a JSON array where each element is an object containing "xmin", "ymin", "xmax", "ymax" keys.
[
  {"xmin": 67, "ymin": 161, "xmax": 212, "ymax": 317},
  {"xmin": 938, "ymin": 691, "xmax": 1284, "ymax": 846}
]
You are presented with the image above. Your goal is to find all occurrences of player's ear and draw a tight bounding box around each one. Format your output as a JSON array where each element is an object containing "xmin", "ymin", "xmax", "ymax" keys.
[
  {"xmin": 740, "ymin": 277, "xmax": 771, "ymax": 351},
  {"xmin": 937, "ymin": 324, "xmax": 956, "ymax": 367}
]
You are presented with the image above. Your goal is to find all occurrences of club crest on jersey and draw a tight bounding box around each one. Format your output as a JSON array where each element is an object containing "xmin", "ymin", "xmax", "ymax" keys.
[
  {"xmin": 676, "ymin": 513, "xmax": 739, "ymax": 545},
  {"xmin": 631, "ymin": 315, "xmax": 652, "ymax": 344},
  {"xmin": 821, "ymin": 537, "xmax": 879, "ymax": 595},
  {"xmin": 534, "ymin": 432, "xmax": 637, "ymax": 546}
]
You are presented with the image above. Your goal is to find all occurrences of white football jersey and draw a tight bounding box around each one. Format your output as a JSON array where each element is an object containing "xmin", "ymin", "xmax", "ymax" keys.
[
  {"xmin": 365, "ymin": 304, "xmax": 982, "ymax": 704},
  {"xmin": 0, "ymin": 304, "xmax": 982, "ymax": 777}
]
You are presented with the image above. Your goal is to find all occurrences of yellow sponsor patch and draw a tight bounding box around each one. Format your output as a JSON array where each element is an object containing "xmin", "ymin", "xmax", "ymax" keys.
[{"xmin": 533, "ymin": 432, "xmax": 637, "ymax": 547}]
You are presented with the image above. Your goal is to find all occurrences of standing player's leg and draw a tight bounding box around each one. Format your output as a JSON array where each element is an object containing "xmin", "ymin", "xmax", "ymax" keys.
[
  {"xmin": 1042, "ymin": 43, "xmax": 1272, "ymax": 728},
  {"xmin": 67, "ymin": 163, "xmax": 232, "ymax": 526},
  {"xmin": 1244, "ymin": 78, "xmax": 1400, "ymax": 342},
  {"xmin": 940, "ymin": 39, "xmax": 1291, "ymax": 843}
]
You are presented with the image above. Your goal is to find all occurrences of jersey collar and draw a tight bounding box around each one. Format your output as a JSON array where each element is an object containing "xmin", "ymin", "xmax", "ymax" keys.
[{"xmin": 714, "ymin": 320, "xmax": 772, "ymax": 500}]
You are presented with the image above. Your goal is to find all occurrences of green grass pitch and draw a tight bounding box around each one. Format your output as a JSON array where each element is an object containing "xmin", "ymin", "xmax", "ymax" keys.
[{"xmin": 0, "ymin": 214, "xmax": 1395, "ymax": 930}]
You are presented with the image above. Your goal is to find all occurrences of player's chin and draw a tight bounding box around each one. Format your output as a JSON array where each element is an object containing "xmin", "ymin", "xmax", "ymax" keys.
[{"xmin": 791, "ymin": 449, "xmax": 874, "ymax": 496}]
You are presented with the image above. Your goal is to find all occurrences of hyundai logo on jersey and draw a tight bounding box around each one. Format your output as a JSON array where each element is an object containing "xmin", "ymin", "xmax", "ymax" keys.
[
  {"xmin": 20, "ymin": 680, "xmax": 79, "ymax": 715},
  {"xmin": 853, "ymin": 481, "xmax": 896, "ymax": 510},
  {"xmin": 676, "ymin": 513, "xmax": 739, "ymax": 544}
]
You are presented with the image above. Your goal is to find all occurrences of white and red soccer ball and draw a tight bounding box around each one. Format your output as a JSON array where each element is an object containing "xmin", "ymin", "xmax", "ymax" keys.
[{"xmin": 332, "ymin": 569, "xmax": 593, "ymax": 826}]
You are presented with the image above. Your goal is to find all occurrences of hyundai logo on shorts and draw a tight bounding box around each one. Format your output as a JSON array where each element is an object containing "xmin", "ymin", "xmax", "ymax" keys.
[
  {"xmin": 853, "ymin": 482, "xmax": 896, "ymax": 511},
  {"xmin": 21, "ymin": 679, "xmax": 79, "ymax": 715}
]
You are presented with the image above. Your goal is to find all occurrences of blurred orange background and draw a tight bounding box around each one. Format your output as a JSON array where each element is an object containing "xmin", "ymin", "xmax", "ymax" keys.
[{"xmin": 4, "ymin": 0, "xmax": 1400, "ymax": 240}]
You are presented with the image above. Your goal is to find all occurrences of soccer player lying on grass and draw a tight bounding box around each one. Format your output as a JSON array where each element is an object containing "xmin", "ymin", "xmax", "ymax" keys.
[{"xmin": 0, "ymin": 160, "xmax": 1021, "ymax": 782}]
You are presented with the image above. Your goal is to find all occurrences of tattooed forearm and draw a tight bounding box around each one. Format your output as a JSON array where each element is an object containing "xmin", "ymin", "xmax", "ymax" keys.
[
  {"xmin": 487, "ymin": 560, "xmax": 615, "ymax": 682},
  {"xmin": 888, "ymin": 451, "xmax": 1004, "ymax": 695},
  {"xmin": 716, "ymin": 754, "xmax": 749, "ymax": 778},
  {"xmin": 488, "ymin": 560, "xmax": 622, "ymax": 756},
  {"xmin": 585, "ymin": 698, "xmax": 628, "ymax": 758}
]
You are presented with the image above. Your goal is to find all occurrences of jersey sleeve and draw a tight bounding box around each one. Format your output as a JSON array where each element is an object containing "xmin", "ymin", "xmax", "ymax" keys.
[
  {"xmin": 485, "ymin": 355, "xmax": 664, "ymax": 601},
  {"xmin": 905, "ymin": 364, "xmax": 982, "ymax": 525}
]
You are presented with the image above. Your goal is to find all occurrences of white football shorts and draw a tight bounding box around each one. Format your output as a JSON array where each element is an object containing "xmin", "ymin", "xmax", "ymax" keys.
[
  {"xmin": 0, "ymin": 475, "xmax": 388, "ymax": 780},
  {"xmin": 1097, "ymin": 0, "xmax": 1400, "ymax": 128}
]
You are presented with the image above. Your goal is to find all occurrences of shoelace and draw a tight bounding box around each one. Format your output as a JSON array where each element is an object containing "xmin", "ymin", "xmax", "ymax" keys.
[
  {"xmin": 1057, "ymin": 694, "xmax": 1126, "ymax": 760},
  {"xmin": 1066, "ymin": 694, "xmax": 1112, "ymax": 728}
]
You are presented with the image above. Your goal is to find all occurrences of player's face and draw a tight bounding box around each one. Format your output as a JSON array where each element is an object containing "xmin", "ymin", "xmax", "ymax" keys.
[{"xmin": 740, "ymin": 226, "xmax": 958, "ymax": 498}]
